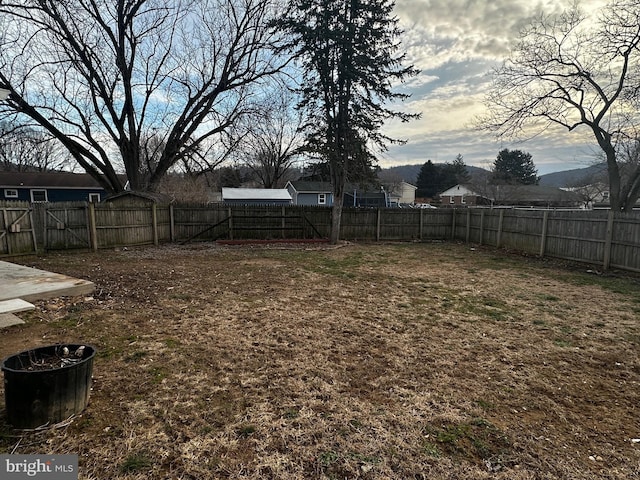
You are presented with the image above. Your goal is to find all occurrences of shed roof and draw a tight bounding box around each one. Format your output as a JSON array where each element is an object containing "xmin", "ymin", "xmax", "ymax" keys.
[{"xmin": 222, "ymin": 188, "xmax": 292, "ymax": 201}]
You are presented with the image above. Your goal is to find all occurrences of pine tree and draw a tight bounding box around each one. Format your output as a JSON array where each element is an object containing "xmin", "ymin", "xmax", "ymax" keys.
[
  {"xmin": 275, "ymin": 0, "xmax": 420, "ymax": 243},
  {"xmin": 492, "ymin": 149, "xmax": 538, "ymax": 185},
  {"xmin": 416, "ymin": 160, "xmax": 440, "ymax": 198},
  {"xmin": 451, "ymin": 154, "xmax": 471, "ymax": 183}
]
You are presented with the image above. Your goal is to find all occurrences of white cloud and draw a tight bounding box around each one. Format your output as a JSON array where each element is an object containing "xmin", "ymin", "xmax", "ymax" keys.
[{"xmin": 382, "ymin": 0, "xmax": 613, "ymax": 174}]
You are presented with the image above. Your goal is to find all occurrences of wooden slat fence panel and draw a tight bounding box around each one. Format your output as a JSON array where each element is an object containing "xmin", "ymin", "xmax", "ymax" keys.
[
  {"xmin": 543, "ymin": 210, "xmax": 609, "ymax": 264},
  {"xmin": 94, "ymin": 204, "xmax": 155, "ymax": 248},
  {"xmin": 500, "ymin": 210, "xmax": 545, "ymax": 252},
  {"xmin": 173, "ymin": 204, "xmax": 229, "ymax": 242},
  {"xmin": 340, "ymin": 208, "xmax": 377, "ymax": 241},
  {"xmin": 379, "ymin": 209, "xmax": 420, "ymax": 240},
  {"xmin": 420, "ymin": 209, "xmax": 453, "ymax": 240},
  {"xmin": 609, "ymin": 212, "xmax": 640, "ymax": 272},
  {"xmin": 43, "ymin": 202, "xmax": 91, "ymax": 250},
  {"xmin": 0, "ymin": 201, "xmax": 37, "ymax": 256}
]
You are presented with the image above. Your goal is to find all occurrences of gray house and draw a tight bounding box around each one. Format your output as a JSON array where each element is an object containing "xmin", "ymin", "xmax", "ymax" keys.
[
  {"xmin": 286, "ymin": 181, "xmax": 334, "ymax": 206},
  {"xmin": 286, "ymin": 181, "xmax": 389, "ymax": 207}
]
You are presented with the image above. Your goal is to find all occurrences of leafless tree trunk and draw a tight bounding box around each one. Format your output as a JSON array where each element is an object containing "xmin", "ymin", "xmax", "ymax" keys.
[
  {"xmin": 478, "ymin": 0, "xmax": 640, "ymax": 211},
  {"xmin": 0, "ymin": 0, "xmax": 288, "ymax": 193}
]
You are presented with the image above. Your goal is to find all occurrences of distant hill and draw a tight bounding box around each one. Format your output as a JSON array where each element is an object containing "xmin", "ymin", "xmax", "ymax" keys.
[
  {"xmin": 379, "ymin": 163, "xmax": 489, "ymax": 185},
  {"xmin": 381, "ymin": 162, "xmax": 609, "ymax": 188},
  {"xmin": 538, "ymin": 163, "xmax": 607, "ymax": 187}
]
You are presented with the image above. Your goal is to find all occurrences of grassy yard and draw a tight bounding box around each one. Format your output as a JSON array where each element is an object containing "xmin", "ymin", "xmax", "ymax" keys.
[{"xmin": 1, "ymin": 241, "xmax": 640, "ymax": 479}]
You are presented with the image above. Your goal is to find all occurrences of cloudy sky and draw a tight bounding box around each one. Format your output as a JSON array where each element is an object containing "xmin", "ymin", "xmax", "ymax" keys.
[{"xmin": 381, "ymin": 0, "xmax": 608, "ymax": 175}]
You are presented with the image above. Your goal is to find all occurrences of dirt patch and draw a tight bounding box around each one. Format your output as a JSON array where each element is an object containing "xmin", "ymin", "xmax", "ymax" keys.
[{"xmin": 1, "ymin": 241, "xmax": 640, "ymax": 479}]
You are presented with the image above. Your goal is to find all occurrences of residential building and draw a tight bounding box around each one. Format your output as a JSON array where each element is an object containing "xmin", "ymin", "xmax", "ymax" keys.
[{"xmin": 0, "ymin": 172, "xmax": 107, "ymax": 203}]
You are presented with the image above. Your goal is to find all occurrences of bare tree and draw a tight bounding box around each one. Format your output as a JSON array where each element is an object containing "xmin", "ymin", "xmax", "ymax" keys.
[
  {"xmin": 238, "ymin": 85, "xmax": 305, "ymax": 188},
  {"xmin": 479, "ymin": 0, "xmax": 640, "ymax": 211},
  {"xmin": 0, "ymin": 121, "xmax": 72, "ymax": 172},
  {"xmin": 0, "ymin": 0, "xmax": 288, "ymax": 193}
]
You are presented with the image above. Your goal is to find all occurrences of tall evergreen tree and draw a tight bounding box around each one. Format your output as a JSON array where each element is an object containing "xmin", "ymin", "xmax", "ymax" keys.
[
  {"xmin": 492, "ymin": 149, "xmax": 538, "ymax": 185},
  {"xmin": 275, "ymin": 0, "xmax": 419, "ymax": 243},
  {"xmin": 451, "ymin": 154, "xmax": 471, "ymax": 183},
  {"xmin": 416, "ymin": 160, "xmax": 440, "ymax": 198}
]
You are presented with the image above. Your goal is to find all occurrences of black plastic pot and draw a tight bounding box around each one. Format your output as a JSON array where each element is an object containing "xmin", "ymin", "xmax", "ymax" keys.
[{"xmin": 1, "ymin": 344, "xmax": 96, "ymax": 429}]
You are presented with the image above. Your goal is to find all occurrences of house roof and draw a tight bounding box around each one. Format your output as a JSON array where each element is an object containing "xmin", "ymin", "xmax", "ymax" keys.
[
  {"xmin": 287, "ymin": 181, "xmax": 332, "ymax": 193},
  {"xmin": 287, "ymin": 180, "xmax": 388, "ymax": 194},
  {"xmin": 222, "ymin": 188, "xmax": 292, "ymax": 201},
  {"xmin": 441, "ymin": 183, "xmax": 582, "ymax": 203},
  {"xmin": 499, "ymin": 185, "xmax": 582, "ymax": 203},
  {"xmin": 440, "ymin": 184, "xmax": 480, "ymax": 197},
  {"xmin": 0, "ymin": 171, "xmax": 106, "ymax": 189}
]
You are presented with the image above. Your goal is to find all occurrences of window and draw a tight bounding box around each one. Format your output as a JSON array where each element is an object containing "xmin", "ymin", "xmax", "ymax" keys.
[
  {"xmin": 602, "ymin": 191, "xmax": 609, "ymax": 199},
  {"xmin": 4, "ymin": 189, "xmax": 18, "ymax": 199},
  {"xmin": 461, "ymin": 196, "xmax": 466, "ymax": 204},
  {"xmin": 30, "ymin": 189, "xmax": 48, "ymax": 202},
  {"xmin": 318, "ymin": 193, "xmax": 327, "ymax": 205},
  {"xmin": 88, "ymin": 193, "xmax": 101, "ymax": 203},
  {"xmin": 449, "ymin": 196, "xmax": 455, "ymax": 204}
]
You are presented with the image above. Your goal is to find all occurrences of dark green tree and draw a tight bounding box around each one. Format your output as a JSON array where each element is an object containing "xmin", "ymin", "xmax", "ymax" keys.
[
  {"xmin": 451, "ymin": 154, "xmax": 471, "ymax": 183},
  {"xmin": 416, "ymin": 160, "xmax": 439, "ymax": 198},
  {"xmin": 276, "ymin": 0, "xmax": 419, "ymax": 243},
  {"xmin": 492, "ymin": 149, "xmax": 538, "ymax": 185},
  {"xmin": 416, "ymin": 157, "xmax": 468, "ymax": 198}
]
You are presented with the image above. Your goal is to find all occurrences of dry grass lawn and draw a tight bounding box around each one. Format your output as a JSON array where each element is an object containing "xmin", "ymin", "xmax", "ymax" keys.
[{"xmin": 1, "ymin": 241, "xmax": 640, "ymax": 479}]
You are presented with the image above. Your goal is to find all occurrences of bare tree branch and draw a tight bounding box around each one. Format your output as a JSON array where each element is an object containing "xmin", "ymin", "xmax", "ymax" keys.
[
  {"xmin": 477, "ymin": 0, "xmax": 640, "ymax": 211},
  {"xmin": 0, "ymin": 0, "xmax": 290, "ymax": 193}
]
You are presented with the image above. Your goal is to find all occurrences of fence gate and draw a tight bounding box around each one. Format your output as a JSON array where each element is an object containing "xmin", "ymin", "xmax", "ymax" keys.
[
  {"xmin": 0, "ymin": 205, "xmax": 37, "ymax": 256},
  {"xmin": 42, "ymin": 204, "xmax": 91, "ymax": 251}
]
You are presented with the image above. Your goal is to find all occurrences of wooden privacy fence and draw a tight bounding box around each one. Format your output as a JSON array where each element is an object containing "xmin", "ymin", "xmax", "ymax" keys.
[
  {"xmin": 0, "ymin": 202, "xmax": 38, "ymax": 256},
  {"xmin": 2, "ymin": 200, "xmax": 640, "ymax": 273}
]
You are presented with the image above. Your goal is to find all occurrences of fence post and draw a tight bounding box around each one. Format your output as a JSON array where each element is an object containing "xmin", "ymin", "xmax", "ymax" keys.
[
  {"xmin": 450, "ymin": 209, "xmax": 456, "ymax": 240},
  {"xmin": 465, "ymin": 209, "xmax": 471, "ymax": 243},
  {"xmin": 228, "ymin": 207, "xmax": 234, "ymax": 240},
  {"xmin": 282, "ymin": 205, "xmax": 286, "ymax": 239},
  {"xmin": 88, "ymin": 202, "xmax": 98, "ymax": 251},
  {"xmin": 169, "ymin": 204, "xmax": 175, "ymax": 243},
  {"xmin": 30, "ymin": 202, "xmax": 46, "ymax": 253},
  {"xmin": 539, "ymin": 210, "xmax": 549, "ymax": 257},
  {"xmin": 29, "ymin": 207, "xmax": 39, "ymax": 254},
  {"xmin": 152, "ymin": 204, "xmax": 159, "ymax": 246},
  {"xmin": 419, "ymin": 209, "xmax": 424, "ymax": 240},
  {"xmin": 603, "ymin": 210, "xmax": 614, "ymax": 270},
  {"xmin": 479, "ymin": 210, "xmax": 485, "ymax": 245},
  {"xmin": 2, "ymin": 209, "xmax": 11, "ymax": 256},
  {"xmin": 496, "ymin": 210, "xmax": 504, "ymax": 248},
  {"xmin": 376, "ymin": 208, "xmax": 381, "ymax": 242}
]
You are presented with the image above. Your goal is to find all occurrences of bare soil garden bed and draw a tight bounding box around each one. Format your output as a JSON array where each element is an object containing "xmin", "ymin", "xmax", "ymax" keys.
[{"xmin": 1, "ymin": 241, "xmax": 639, "ymax": 479}]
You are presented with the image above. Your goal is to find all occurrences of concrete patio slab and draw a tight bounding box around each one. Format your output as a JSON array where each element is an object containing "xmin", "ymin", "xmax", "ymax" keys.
[
  {"xmin": 0, "ymin": 260, "xmax": 95, "ymax": 303},
  {"xmin": 0, "ymin": 313, "xmax": 25, "ymax": 329},
  {"xmin": 0, "ymin": 298, "xmax": 35, "ymax": 314}
]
